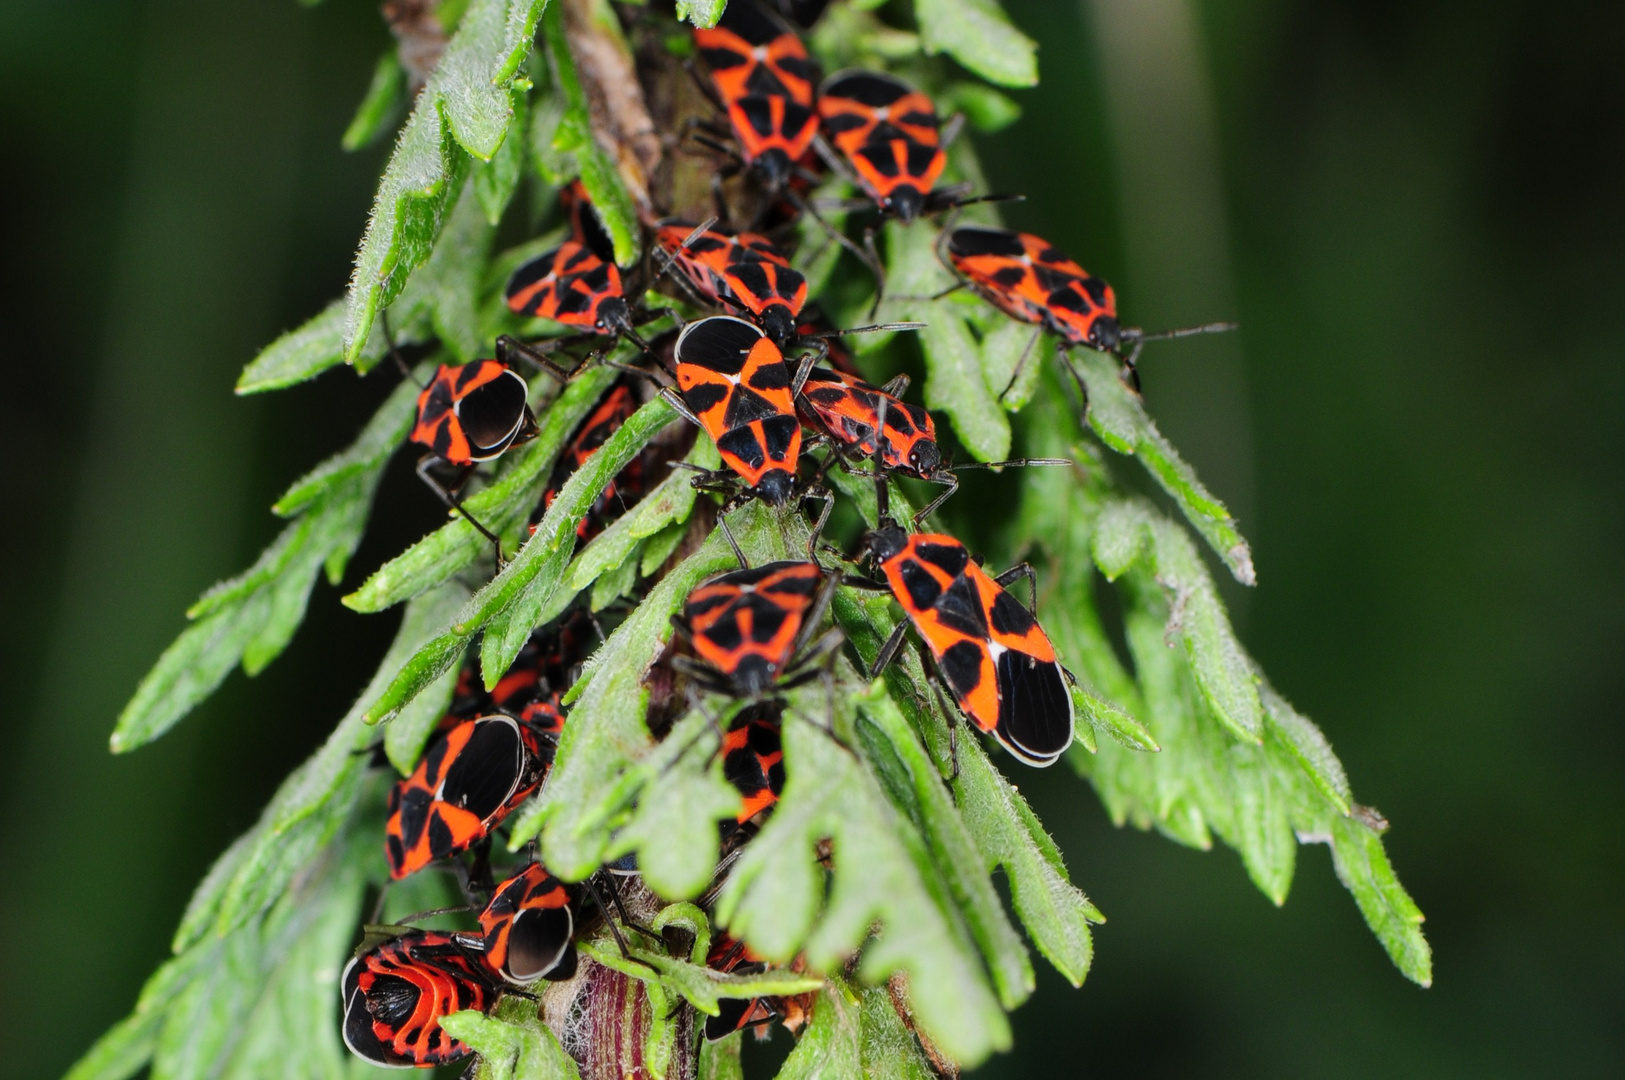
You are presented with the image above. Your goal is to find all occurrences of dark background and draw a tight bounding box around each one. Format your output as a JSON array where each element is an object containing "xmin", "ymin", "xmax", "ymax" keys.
[{"xmin": 2, "ymin": 1, "xmax": 1620, "ymax": 1077}]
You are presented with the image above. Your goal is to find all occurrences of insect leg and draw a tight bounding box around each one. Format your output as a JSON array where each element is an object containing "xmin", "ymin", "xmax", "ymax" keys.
[{"xmin": 993, "ymin": 562, "xmax": 1039, "ymax": 614}]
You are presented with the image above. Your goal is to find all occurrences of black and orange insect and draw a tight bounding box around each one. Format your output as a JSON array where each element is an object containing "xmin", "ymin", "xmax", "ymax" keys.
[
  {"xmin": 671, "ymin": 560, "xmax": 841, "ymax": 698},
  {"xmin": 474, "ymin": 861, "xmax": 577, "ymax": 985},
  {"xmin": 816, "ymin": 69, "xmax": 948, "ymax": 223},
  {"xmin": 945, "ymin": 224, "xmax": 1235, "ymax": 392},
  {"xmin": 692, "ymin": 0, "xmax": 820, "ymax": 189},
  {"xmin": 854, "ymin": 406, "xmax": 1075, "ymax": 767},
  {"xmin": 702, "ymin": 932, "xmax": 815, "ymax": 1041},
  {"xmin": 796, "ymin": 366, "xmax": 1067, "ymax": 522},
  {"xmin": 407, "ymin": 347, "xmax": 554, "ymax": 561},
  {"xmin": 342, "ymin": 931, "xmax": 499, "ymax": 1068},
  {"xmin": 721, "ymin": 700, "xmax": 786, "ymax": 828},
  {"xmin": 384, "ymin": 716, "xmax": 551, "ymax": 880},
  {"xmin": 666, "ymin": 315, "xmax": 806, "ymax": 507},
  {"xmin": 505, "ymin": 238, "xmax": 632, "ymax": 336},
  {"xmin": 655, "ymin": 222, "xmax": 808, "ymax": 347}
]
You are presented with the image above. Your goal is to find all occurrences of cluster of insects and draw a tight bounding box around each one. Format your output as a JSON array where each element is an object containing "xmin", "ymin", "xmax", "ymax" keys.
[{"xmin": 346, "ymin": 0, "xmax": 1230, "ymax": 1068}]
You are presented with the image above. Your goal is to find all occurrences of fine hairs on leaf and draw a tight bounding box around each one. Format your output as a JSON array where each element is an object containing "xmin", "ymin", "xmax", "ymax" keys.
[{"xmin": 81, "ymin": 3, "xmax": 1434, "ymax": 1080}]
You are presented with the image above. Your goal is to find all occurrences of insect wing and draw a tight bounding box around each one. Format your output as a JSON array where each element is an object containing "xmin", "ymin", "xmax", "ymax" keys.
[
  {"xmin": 684, "ymin": 562, "xmax": 821, "ymax": 692},
  {"xmin": 674, "ymin": 316, "xmax": 801, "ymax": 500},
  {"xmin": 947, "ymin": 225, "xmax": 1121, "ymax": 350},
  {"xmin": 505, "ymin": 241, "xmax": 625, "ymax": 331}
]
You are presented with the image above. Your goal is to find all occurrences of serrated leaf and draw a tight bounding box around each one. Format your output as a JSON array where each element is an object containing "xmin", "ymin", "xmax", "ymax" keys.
[
  {"xmin": 344, "ymin": 0, "xmax": 546, "ymax": 362},
  {"xmin": 346, "ymin": 364, "xmax": 619, "ymax": 613},
  {"xmin": 383, "ymin": 582, "xmax": 473, "ymax": 773},
  {"xmin": 580, "ymin": 938, "xmax": 823, "ymax": 1017},
  {"xmin": 915, "ymin": 0, "xmax": 1037, "ymax": 87},
  {"xmin": 1069, "ymin": 349, "xmax": 1255, "ymax": 584},
  {"xmin": 776, "ymin": 986, "xmax": 860, "ymax": 1080},
  {"xmin": 852, "ymin": 685, "xmax": 1033, "ymax": 1008},
  {"xmin": 1092, "ymin": 499, "xmax": 1263, "ymax": 743},
  {"xmin": 952, "ymin": 727, "xmax": 1104, "ymax": 985},
  {"xmin": 604, "ymin": 711, "xmax": 744, "ymax": 899},
  {"xmin": 714, "ymin": 707, "xmax": 1010, "ymax": 1066},
  {"xmin": 236, "ymin": 299, "xmax": 366, "ymax": 395},
  {"xmin": 858, "ymin": 984, "xmax": 938, "ymax": 1080},
  {"xmin": 443, "ymin": 998, "xmax": 582, "ymax": 1080},
  {"xmin": 475, "ymin": 89, "xmax": 528, "ymax": 224},
  {"xmin": 393, "ymin": 175, "xmax": 495, "ymax": 362},
  {"xmin": 477, "ymin": 395, "xmax": 682, "ymax": 684},
  {"xmin": 1329, "ymin": 815, "xmax": 1432, "ymax": 986},
  {"xmin": 542, "ymin": 3, "xmax": 639, "ymax": 263},
  {"xmin": 343, "ymin": 50, "xmax": 406, "ymax": 152},
  {"xmin": 1073, "ymin": 683, "xmax": 1159, "ymax": 752},
  {"xmin": 1231, "ymin": 741, "xmax": 1295, "ymax": 905},
  {"xmin": 1262, "ymin": 682, "xmax": 1351, "ymax": 814}
]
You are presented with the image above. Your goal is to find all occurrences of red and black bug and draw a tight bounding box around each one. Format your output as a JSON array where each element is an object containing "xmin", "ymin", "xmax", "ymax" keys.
[
  {"xmin": 655, "ymin": 222, "xmax": 808, "ymax": 347},
  {"xmin": 795, "ymin": 366, "xmax": 1067, "ymax": 522},
  {"xmin": 406, "ymin": 347, "xmax": 553, "ymax": 560},
  {"xmin": 702, "ymin": 932, "xmax": 815, "ymax": 1041},
  {"xmin": 385, "ymin": 716, "xmax": 552, "ymax": 880},
  {"xmin": 692, "ymin": 0, "xmax": 820, "ymax": 189},
  {"xmin": 816, "ymin": 69, "xmax": 948, "ymax": 223},
  {"xmin": 505, "ymin": 181, "xmax": 639, "ymax": 338},
  {"xmin": 474, "ymin": 861, "xmax": 577, "ymax": 985},
  {"xmin": 853, "ymin": 404, "xmax": 1075, "ymax": 767},
  {"xmin": 721, "ymin": 700, "xmax": 786, "ymax": 828},
  {"xmin": 945, "ymin": 224, "xmax": 1235, "ymax": 391},
  {"xmin": 665, "ymin": 315, "xmax": 807, "ymax": 506},
  {"xmin": 672, "ymin": 560, "xmax": 841, "ymax": 698},
  {"xmin": 342, "ymin": 931, "xmax": 500, "ymax": 1068}
]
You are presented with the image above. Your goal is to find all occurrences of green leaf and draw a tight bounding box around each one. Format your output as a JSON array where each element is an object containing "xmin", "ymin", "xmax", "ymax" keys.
[
  {"xmin": 1262, "ymin": 682, "xmax": 1352, "ymax": 814},
  {"xmin": 235, "ymin": 298, "xmax": 384, "ymax": 395},
  {"xmin": 852, "ymin": 684, "xmax": 1033, "ymax": 1008},
  {"xmin": 542, "ymin": 3, "xmax": 639, "ymax": 264},
  {"xmin": 713, "ymin": 703, "xmax": 1011, "ymax": 1067},
  {"xmin": 980, "ymin": 318, "xmax": 1045, "ymax": 412},
  {"xmin": 393, "ymin": 175, "xmax": 496, "ymax": 362},
  {"xmin": 579, "ymin": 938, "xmax": 823, "ymax": 1017},
  {"xmin": 344, "ymin": 0, "xmax": 547, "ymax": 363},
  {"xmin": 474, "ymin": 88, "xmax": 529, "ymax": 224},
  {"xmin": 952, "ymin": 725, "xmax": 1105, "ymax": 985},
  {"xmin": 858, "ymin": 984, "xmax": 939, "ymax": 1080},
  {"xmin": 915, "ymin": 0, "xmax": 1038, "ymax": 88},
  {"xmin": 940, "ymin": 81, "xmax": 1022, "ymax": 133},
  {"xmin": 383, "ymin": 582, "xmax": 474, "ymax": 773},
  {"xmin": 1092, "ymin": 498, "xmax": 1263, "ymax": 743},
  {"xmin": 882, "ymin": 220, "xmax": 1010, "ymax": 462},
  {"xmin": 675, "ymin": 0, "xmax": 727, "ymax": 31},
  {"xmin": 63, "ymin": 947, "xmax": 215, "ymax": 1080},
  {"xmin": 346, "ymin": 364, "xmax": 619, "ymax": 614},
  {"xmin": 776, "ymin": 987, "xmax": 861, "ymax": 1080},
  {"xmin": 697, "ymin": 1035, "xmax": 742, "ymax": 1080},
  {"xmin": 1230, "ymin": 740, "xmax": 1296, "ymax": 905},
  {"xmin": 477, "ymin": 395, "xmax": 682, "ymax": 684},
  {"xmin": 1329, "ymin": 815, "xmax": 1432, "ymax": 986},
  {"xmin": 442, "ymin": 998, "xmax": 583, "ymax": 1080},
  {"xmin": 604, "ymin": 711, "xmax": 744, "ymax": 899},
  {"xmin": 343, "ymin": 50, "xmax": 407, "ymax": 151},
  {"xmin": 1068, "ymin": 349, "xmax": 1256, "ymax": 585},
  {"xmin": 1073, "ymin": 683, "xmax": 1159, "ymax": 752}
]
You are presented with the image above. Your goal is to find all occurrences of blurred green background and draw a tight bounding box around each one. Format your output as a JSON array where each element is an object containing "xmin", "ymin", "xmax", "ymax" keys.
[{"xmin": 1, "ymin": 0, "xmax": 1619, "ymax": 1077}]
